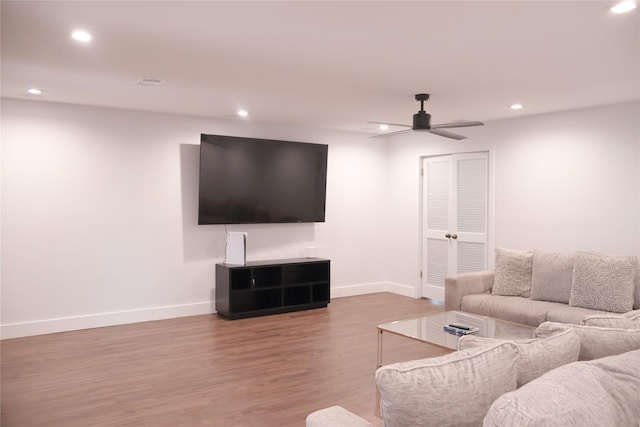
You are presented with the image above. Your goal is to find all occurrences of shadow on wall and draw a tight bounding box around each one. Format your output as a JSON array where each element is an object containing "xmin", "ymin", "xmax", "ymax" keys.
[
  {"xmin": 180, "ymin": 143, "xmax": 225, "ymax": 262},
  {"xmin": 179, "ymin": 144, "xmax": 316, "ymax": 263}
]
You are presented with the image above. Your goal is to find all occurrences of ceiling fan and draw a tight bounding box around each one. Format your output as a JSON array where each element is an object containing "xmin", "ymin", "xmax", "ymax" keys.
[{"xmin": 369, "ymin": 94, "xmax": 484, "ymax": 140}]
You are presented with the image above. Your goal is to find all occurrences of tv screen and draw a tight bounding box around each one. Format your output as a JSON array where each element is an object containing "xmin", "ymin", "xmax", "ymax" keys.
[{"xmin": 198, "ymin": 134, "xmax": 328, "ymax": 224}]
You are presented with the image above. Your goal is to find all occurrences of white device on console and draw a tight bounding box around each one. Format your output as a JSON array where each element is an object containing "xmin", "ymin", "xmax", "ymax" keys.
[{"xmin": 225, "ymin": 232, "xmax": 247, "ymax": 265}]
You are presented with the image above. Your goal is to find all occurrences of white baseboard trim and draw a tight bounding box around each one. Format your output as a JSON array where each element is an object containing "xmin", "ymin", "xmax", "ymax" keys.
[
  {"xmin": 1, "ymin": 302, "xmax": 214, "ymax": 340},
  {"xmin": 330, "ymin": 282, "xmax": 388, "ymax": 298},
  {"xmin": 331, "ymin": 281, "xmax": 419, "ymax": 299},
  {"xmin": 422, "ymin": 284, "xmax": 445, "ymax": 301},
  {"xmin": 385, "ymin": 282, "xmax": 421, "ymax": 298},
  {"xmin": 1, "ymin": 283, "xmax": 420, "ymax": 339}
]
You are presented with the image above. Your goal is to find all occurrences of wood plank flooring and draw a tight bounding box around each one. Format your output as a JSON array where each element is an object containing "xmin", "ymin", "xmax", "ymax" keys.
[{"xmin": 1, "ymin": 293, "xmax": 450, "ymax": 427}]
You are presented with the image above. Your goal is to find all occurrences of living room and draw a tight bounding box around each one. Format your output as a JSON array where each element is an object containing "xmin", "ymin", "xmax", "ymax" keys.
[{"xmin": 2, "ymin": 1, "xmax": 639, "ymax": 426}]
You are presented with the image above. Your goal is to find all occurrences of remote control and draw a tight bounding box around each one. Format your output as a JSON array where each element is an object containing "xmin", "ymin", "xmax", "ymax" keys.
[
  {"xmin": 443, "ymin": 325, "xmax": 478, "ymax": 336},
  {"xmin": 448, "ymin": 324, "xmax": 470, "ymax": 330}
]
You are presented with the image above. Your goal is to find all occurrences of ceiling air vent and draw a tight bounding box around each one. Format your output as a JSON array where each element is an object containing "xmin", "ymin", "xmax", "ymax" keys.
[{"xmin": 136, "ymin": 78, "xmax": 164, "ymax": 86}]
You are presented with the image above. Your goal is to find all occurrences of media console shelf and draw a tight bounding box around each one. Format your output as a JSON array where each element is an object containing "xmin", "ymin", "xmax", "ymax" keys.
[{"xmin": 215, "ymin": 258, "xmax": 330, "ymax": 320}]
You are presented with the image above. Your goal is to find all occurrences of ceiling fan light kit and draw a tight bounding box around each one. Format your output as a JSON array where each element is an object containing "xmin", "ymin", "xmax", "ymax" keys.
[{"xmin": 370, "ymin": 93, "xmax": 484, "ymax": 140}]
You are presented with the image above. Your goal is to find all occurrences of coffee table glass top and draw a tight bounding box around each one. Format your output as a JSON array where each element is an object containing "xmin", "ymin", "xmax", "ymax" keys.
[{"xmin": 377, "ymin": 311, "xmax": 535, "ymax": 350}]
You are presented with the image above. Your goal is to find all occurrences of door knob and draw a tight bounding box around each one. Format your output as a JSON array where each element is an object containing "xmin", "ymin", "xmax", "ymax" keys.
[
  {"xmin": 445, "ymin": 233, "xmax": 451, "ymax": 239},
  {"xmin": 451, "ymin": 234, "xmax": 458, "ymax": 240}
]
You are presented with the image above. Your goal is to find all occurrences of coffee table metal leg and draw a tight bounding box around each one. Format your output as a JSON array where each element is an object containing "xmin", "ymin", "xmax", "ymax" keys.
[{"xmin": 377, "ymin": 328, "xmax": 383, "ymax": 368}]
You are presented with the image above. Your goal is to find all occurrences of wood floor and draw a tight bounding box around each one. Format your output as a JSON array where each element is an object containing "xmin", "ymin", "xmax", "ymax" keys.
[{"xmin": 1, "ymin": 293, "xmax": 451, "ymax": 427}]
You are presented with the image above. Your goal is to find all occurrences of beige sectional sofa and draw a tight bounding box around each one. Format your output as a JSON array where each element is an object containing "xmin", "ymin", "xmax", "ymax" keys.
[
  {"xmin": 307, "ymin": 319, "xmax": 640, "ymax": 426},
  {"xmin": 445, "ymin": 249, "xmax": 640, "ymax": 326},
  {"xmin": 307, "ymin": 249, "xmax": 640, "ymax": 426}
]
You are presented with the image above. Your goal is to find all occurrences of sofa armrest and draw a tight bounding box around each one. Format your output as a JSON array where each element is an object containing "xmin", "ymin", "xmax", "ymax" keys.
[
  {"xmin": 306, "ymin": 406, "xmax": 373, "ymax": 427},
  {"xmin": 444, "ymin": 270, "xmax": 495, "ymax": 311}
]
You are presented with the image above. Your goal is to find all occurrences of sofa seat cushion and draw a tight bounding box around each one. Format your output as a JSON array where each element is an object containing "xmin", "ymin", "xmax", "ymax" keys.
[
  {"xmin": 483, "ymin": 349, "xmax": 640, "ymax": 427},
  {"xmin": 376, "ymin": 342, "xmax": 518, "ymax": 427},
  {"xmin": 536, "ymin": 321, "xmax": 640, "ymax": 360},
  {"xmin": 460, "ymin": 294, "xmax": 561, "ymax": 327},
  {"xmin": 458, "ymin": 328, "xmax": 580, "ymax": 387},
  {"xmin": 545, "ymin": 305, "xmax": 608, "ymax": 325},
  {"xmin": 581, "ymin": 309, "xmax": 640, "ymax": 328}
]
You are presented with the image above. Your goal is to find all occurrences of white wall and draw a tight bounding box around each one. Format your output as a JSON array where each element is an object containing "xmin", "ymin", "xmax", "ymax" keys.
[
  {"xmin": 1, "ymin": 99, "xmax": 390, "ymax": 338},
  {"xmin": 2, "ymin": 99, "xmax": 639, "ymax": 338},
  {"xmin": 386, "ymin": 101, "xmax": 640, "ymax": 291},
  {"xmin": 491, "ymin": 102, "xmax": 639, "ymax": 254}
]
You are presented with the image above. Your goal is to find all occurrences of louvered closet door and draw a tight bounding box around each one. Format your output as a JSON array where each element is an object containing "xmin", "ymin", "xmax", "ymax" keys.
[{"xmin": 422, "ymin": 153, "xmax": 488, "ymax": 300}]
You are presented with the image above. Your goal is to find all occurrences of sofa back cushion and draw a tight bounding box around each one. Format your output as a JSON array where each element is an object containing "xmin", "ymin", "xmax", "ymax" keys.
[
  {"xmin": 569, "ymin": 251, "xmax": 637, "ymax": 313},
  {"xmin": 376, "ymin": 342, "xmax": 518, "ymax": 427},
  {"xmin": 529, "ymin": 250, "xmax": 574, "ymax": 303},
  {"xmin": 483, "ymin": 349, "xmax": 640, "ymax": 427},
  {"xmin": 535, "ymin": 321, "xmax": 640, "ymax": 360},
  {"xmin": 491, "ymin": 248, "xmax": 533, "ymax": 297},
  {"xmin": 458, "ymin": 328, "xmax": 579, "ymax": 387}
]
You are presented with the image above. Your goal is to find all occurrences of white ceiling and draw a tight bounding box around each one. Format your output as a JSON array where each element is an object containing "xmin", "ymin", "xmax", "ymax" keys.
[{"xmin": 2, "ymin": 1, "xmax": 639, "ymax": 134}]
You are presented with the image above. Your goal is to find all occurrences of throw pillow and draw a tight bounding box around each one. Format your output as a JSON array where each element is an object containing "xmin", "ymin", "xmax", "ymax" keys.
[
  {"xmin": 484, "ymin": 349, "xmax": 640, "ymax": 427},
  {"xmin": 535, "ymin": 321, "xmax": 640, "ymax": 360},
  {"xmin": 492, "ymin": 247, "xmax": 533, "ymax": 297},
  {"xmin": 375, "ymin": 342, "xmax": 518, "ymax": 427},
  {"xmin": 569, "ymin": 251, "xmax": 637, "ymax": 313},
  {"xmin": 458, "ymin": 328, "xmax": 580, "ymax": 387},
  {"xmin": 581, "ymin": 309, "xmax": 640, "ymax": 329},
  {"xmin": 529, "ymin": 250, "xmax": 575, "ymax": 303}
]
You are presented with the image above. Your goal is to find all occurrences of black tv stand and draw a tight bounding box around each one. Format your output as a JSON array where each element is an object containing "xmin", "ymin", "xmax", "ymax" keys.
[{"xmin": 215, "ymin": 258, "xmax": 330, "ymax": 320}]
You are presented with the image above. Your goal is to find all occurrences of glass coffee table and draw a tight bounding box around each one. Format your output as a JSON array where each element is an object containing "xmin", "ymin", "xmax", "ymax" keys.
[{"xmin": 377, "ymin": 311, "xmax": 535, "ymax": 367}]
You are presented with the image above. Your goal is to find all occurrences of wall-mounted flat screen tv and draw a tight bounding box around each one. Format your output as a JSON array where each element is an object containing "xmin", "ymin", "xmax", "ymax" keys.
[{"xmin": 198, "ymin": 134, "xmax": 328, "ymax": 224}]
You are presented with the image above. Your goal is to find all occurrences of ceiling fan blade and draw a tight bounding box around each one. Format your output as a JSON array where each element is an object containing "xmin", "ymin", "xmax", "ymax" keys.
[
  {"xmin": 431, "ymin": 121, "xmax": 484, "ymax": 129},
  {"xmin": 367, "ymin": 120, "xmax": 412, "ymax": 128},
  {"xmin": 428, "ymin": 128, "xmax": 467, "ymax": 140},
  {"xmin": 370, "ymin": 129, "xmax": 412, "ymax": 138}
]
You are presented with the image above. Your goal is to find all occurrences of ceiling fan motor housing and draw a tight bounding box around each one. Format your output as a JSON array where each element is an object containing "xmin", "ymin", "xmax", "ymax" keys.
[{"xmin": 413, "ymin": 111, "xmax": 431, "ymax": 130}]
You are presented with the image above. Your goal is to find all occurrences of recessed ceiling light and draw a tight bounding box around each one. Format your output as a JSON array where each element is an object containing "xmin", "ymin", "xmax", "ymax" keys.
[
  {"xmin": 238, "ymin": 110, "xmax": 249, "ymax": 117},
  {"xmin": 611, "ymin": 1, "xmax": 637, "ymax": 13},
  {"xmin": 510, "ymin": 104, "xmax": 523, "ymax": 110},
  {"xmin": 379, "ymin": 124, "xmax": 389, "ymax": 130},
  {"xmin": 71, "ymin": 30, "xmax": 92, "ymax": 42},
  {"xmin": 27, "ymin": 88, "xmax": 43, "ymax": 95}
]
